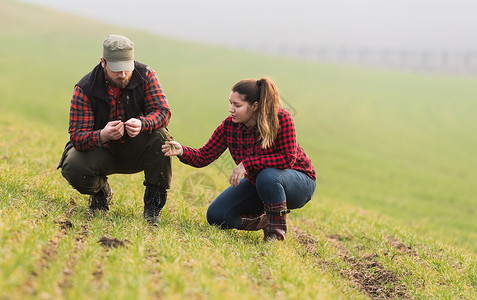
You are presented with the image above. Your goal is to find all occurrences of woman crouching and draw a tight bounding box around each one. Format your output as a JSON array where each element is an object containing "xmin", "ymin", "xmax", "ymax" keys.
[{"xmin": 162, "ymin": 77, "xmax": 316, "ymax": 241}]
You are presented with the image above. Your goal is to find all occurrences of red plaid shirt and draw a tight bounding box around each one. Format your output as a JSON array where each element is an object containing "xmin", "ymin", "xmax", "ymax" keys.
[
  {"xmin": 179, "ymin": 108, "xmax": 316, "ymax": 184},
  {"xmin": 68, "ymin": 66, "xmax": 170, "ymax": 151}
]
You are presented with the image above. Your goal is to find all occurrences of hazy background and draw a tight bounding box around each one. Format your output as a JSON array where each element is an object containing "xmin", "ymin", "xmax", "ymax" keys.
[{"xmin": 14, "ymin": 0, "xmax": 477, "ymax": 73}]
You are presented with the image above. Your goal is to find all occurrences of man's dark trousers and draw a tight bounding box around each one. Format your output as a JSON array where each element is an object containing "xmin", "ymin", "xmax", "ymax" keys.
[{"xmin": 60, "ymin": 128, "xmax": 171, "ymax": 195}]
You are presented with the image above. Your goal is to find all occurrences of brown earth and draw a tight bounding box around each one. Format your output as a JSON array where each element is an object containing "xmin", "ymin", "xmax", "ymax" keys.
[
  {"xmin": 98, "ymin": 236, "xmax": 130, "ymax": 249},
  {"xmin": 292, "ymin": 227, "xmax": 409, "ymax": 299}
]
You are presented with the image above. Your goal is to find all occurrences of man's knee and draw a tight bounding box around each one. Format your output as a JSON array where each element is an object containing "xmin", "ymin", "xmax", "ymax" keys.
[
  {"xmin": 147, "ymin": 128, "xmax": 170, "ymax": 147},
  {"xmin": 140, "ymin": 130, "xmax": 170, "ymax": 160},
  {"xmin": 142, "ymin": 129, "xmax": 172, "ymax": 189},
  {"xmin": 61, "ymin": 151, "xmax": 102, "ymax": 195}
]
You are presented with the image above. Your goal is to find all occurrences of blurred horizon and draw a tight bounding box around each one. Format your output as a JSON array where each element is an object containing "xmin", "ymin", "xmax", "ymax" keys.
[{"xmin": 13, "ymin": 0, "xmax": 477, "ymax": 74}]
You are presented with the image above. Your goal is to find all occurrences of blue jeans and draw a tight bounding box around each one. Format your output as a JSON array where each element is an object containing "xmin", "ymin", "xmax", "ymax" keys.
[{"xmin": 206, "ymin": 168, "xmax": 316, "ymax": 229}]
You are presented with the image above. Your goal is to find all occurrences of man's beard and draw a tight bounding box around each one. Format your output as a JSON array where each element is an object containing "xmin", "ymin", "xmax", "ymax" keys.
[{"xmin": 105, "ymin": 71, "xmax": 130, "ymax": 89}]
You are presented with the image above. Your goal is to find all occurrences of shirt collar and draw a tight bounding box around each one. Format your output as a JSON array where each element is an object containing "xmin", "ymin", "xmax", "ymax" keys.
[
  {"xmin": 239, "ymin": 122, "xmax": 258, "ymax": 132},
  {"xmin": 104, "ymin": 74, "xmax": 122, "ymax": 99}
]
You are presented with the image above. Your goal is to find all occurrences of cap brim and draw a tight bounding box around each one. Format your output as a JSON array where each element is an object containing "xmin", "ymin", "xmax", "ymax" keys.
[{"xmin": 108, "ymin": 60, "xmax": 134, "ymax": 72}]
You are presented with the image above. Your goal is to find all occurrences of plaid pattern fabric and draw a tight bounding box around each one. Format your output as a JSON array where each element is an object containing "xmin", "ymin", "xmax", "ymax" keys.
[
  {"xmin": 69, "ymin": 66, "xmax": 170, "ymax": 151},
  {"xmin": 179, "ymin": 108, "xmax": 316, "ymax": 185},
  {"xmin": 263, "ymin": 202, "xmax": 288, "ymax": 240},
  {"xmin": 238, "ymin": 213, "xmax": 269, "ymax": 231},
  {"xmin": 106, "ymin": 85, "xmax": 124, "ymax": 122}
]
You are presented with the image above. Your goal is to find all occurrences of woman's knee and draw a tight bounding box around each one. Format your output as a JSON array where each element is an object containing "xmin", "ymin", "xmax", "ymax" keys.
[
  {"xmin": 256, "ymin": 168, "xmax": 282, "ymax": 186},
  {"xmin": 206, "ymin": 205, "xmax": 226, "ymax": 227},
  {"xmin": 206, "ymin": 203, "xmax": 239, "ymax": 229}
]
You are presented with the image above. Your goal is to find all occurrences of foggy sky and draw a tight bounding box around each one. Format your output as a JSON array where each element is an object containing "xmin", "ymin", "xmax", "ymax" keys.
[{"xmin": 14, "ymin": 0, "xmax": 477, "ymax": 52}]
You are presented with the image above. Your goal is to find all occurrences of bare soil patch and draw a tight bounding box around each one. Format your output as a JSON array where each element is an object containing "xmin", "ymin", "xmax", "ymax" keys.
[
  {"xmin": 292, "ymin": 227, "xmax": 409, "ymax": 299},
  {"xmin": 386, "ymin": 236, "xmax": 417, "ymax": 256},
  {"xmin": 33, "ymin": 236, "xmax": 60, "ymax": 275},
  {"xmin": 98, "ymin": 236, "xmax": 130, "ymax": 249},
  {"xmin": 56, "ymin": 219, "xmax": 74, "ymax": 232},
  {"xmin": 341, "ymin": 256, "xmax": 408, "ymax": 299}
]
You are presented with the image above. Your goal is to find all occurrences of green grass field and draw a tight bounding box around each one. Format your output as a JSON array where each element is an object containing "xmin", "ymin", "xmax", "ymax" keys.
[{"xmin": 1, "ymin": 0, "xmax": 476, "ymax": 299}]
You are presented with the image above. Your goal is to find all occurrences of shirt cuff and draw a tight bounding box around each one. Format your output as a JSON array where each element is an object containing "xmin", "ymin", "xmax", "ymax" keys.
[
  {"xmin": 96, "ymin": 130, "xmax": 105, "ymax": 147},
  {"xmin": 139, "ymin": 117, "xmax": 148, "ymax": 133},
  {"xmin": 178, "ymin": 146, "xmax": 191, "ymax": 162},
  {"xmin": 242, "ymin": 158, "xmax": 254, "ymax": 173}
]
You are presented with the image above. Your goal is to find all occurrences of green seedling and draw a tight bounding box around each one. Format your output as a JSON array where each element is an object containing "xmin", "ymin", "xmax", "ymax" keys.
[{"xmin": 159, "ymin": 130, "xmax": 175, "ymax": 152}]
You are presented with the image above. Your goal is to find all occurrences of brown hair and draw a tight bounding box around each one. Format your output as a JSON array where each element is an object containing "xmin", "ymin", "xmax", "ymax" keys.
[{"xmin": 232, "ymin": 77, "xmax": 280, "ymax": 149}]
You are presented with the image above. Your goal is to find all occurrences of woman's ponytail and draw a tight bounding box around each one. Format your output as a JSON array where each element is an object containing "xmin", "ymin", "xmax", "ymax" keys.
[{"xmin": 256, "ymin": 77, "xmax": 279, "ymax": 149}]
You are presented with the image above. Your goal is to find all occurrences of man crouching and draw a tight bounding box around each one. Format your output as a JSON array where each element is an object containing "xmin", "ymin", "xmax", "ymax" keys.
[{"xmin": 57, "ymin": 34, "xmax": 172, "ymax": 225}]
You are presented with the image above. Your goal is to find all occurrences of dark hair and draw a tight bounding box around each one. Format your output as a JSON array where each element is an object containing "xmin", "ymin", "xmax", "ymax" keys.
[{"xmin": 232, "ymin": 77, "xmax": 280, "ymax": 149}]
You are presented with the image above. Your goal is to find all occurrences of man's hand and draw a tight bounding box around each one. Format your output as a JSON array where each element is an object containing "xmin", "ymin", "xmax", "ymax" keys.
[
  {"xmin": 125, "ymin": 118, "xmax": 142, "ymax": 138},
  {"xmin": 230, "ymin": 162, "xmax": 246, "ymax": 187},
  {"xmin": 100, "ymin": 120, "xmax": 124, "ymax": 144}
]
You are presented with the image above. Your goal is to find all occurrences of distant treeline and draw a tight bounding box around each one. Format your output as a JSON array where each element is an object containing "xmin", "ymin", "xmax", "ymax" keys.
[{"xmin": 237, "ymin": 44, "xmax": 477, "ymax": 74}]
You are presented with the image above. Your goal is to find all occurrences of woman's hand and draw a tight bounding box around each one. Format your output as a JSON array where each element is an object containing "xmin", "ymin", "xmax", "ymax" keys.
[
  {"xmin": 230, "ymin": 162, "xmax": 246, "ymax": 187},
  {"xmin": 162, "ymin": 141, "xmax": 183, "ymax": 157}
]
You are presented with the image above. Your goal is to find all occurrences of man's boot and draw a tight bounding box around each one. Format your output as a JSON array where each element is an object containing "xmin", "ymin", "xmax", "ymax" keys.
[
  {"xmin": 89, "ymin": 181, "xmax": 112, "ymax": 213},
  {"xmin": 237, "ymin": 213, "xmax": 270, "ymax": 231},
  {"xmin": 143, "ymin": 183, "xmax": 167, "ymax": 225},
  {"xmin": 263, "ymin": 202, "xmax": 290, "ymax": 241}
]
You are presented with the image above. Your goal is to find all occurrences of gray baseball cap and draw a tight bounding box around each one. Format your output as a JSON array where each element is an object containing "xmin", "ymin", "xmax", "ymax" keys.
[{"xmin": 102, "ymin": 34, "xmax": 134, "ymax": 72}]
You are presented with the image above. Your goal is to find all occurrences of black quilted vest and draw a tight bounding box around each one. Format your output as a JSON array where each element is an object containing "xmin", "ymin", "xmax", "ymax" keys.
[{"xmin": 76, "ymin": 61, "xmax": 148, "ymax": 130}]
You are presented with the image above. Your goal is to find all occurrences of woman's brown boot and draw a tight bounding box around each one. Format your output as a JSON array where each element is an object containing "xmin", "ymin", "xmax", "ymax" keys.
[
  {"xmin": 237, "ymin": 213, "xmax": 270, "ymax": 231},
  {"xmin": 263, "ymin": 202, "xmax": 290, "ymax": 241}
]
